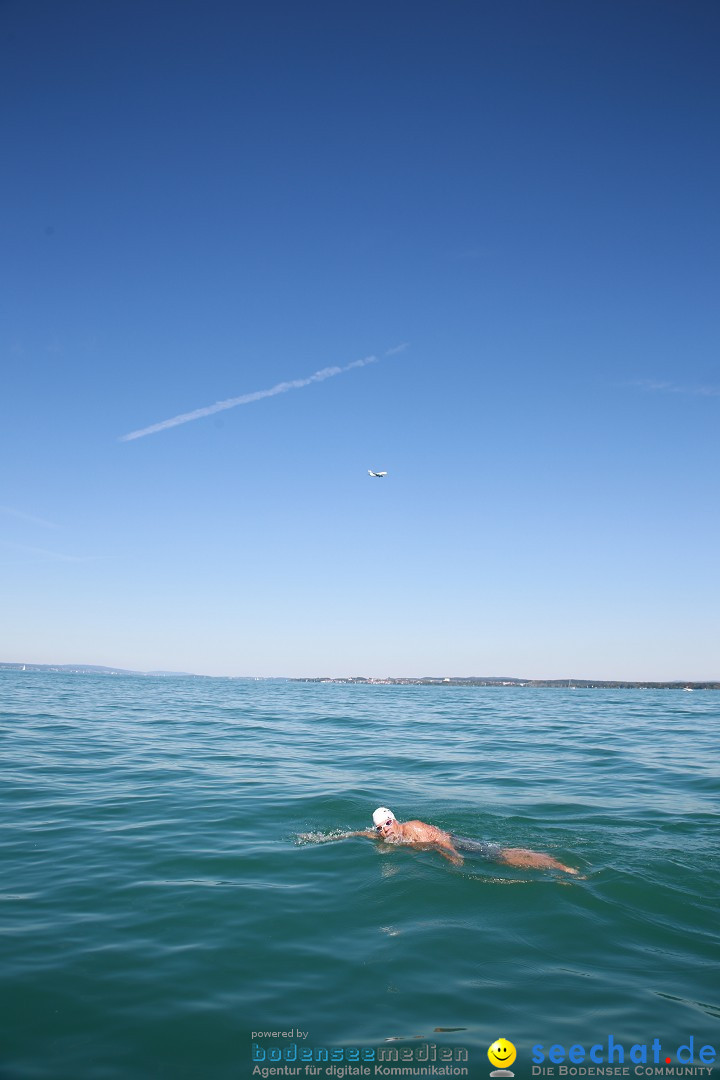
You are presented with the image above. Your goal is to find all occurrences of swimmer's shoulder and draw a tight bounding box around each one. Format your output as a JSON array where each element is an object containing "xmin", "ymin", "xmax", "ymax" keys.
[{"xmin": 404, "ymin": 820, "xmax": 450, "ymax": 841}]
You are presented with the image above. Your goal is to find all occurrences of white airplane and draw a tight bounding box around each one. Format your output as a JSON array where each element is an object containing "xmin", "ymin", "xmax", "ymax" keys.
[{"xmin": 368, "ymin": 469, "xmax": 387, "ymax": 478}]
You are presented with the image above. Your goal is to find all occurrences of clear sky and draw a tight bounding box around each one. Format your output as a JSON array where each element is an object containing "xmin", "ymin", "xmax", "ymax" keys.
[{"xmin": 2, "ymin": 0, "xmax": 719, "ymax": 679}]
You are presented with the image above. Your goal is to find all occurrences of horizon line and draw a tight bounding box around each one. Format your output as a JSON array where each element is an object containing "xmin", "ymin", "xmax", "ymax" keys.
[{"xmin": 1, "ymin": 662, "xmax": 717, "ymax": 686}]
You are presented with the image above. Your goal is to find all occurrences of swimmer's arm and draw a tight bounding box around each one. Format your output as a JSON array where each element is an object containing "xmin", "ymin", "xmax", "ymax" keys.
[{"xmin": 434, "ymin": 840, "xmax": 464, "ymax": 867}]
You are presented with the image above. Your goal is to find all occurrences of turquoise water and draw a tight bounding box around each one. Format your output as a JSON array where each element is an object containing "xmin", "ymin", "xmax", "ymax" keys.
[{"xmin": 1, "ymin": 672, "xmax": 718, "ymax": 1080}]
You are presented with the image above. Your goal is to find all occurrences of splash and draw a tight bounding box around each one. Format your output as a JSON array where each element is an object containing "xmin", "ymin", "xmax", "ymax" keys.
[{"xmin": 295, "ymin": 829, "xmax": 353, "ymax": 845}]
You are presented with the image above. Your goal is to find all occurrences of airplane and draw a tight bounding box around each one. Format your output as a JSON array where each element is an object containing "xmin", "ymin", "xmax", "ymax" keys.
[{"xmin": 368, "ymin": 470, "xmax": 387, "ymax": 478}]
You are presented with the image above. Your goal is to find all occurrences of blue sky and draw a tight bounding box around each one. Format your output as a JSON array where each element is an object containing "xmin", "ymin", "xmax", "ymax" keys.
[{"xmin": 2, "ymin": 0, "xmax": 719, "ymax": 678}]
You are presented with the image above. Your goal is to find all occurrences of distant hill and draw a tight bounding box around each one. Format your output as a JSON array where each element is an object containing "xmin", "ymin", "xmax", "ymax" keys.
[{"xmin": 0, "ymin": 662, "xmax": 199, "ymax": 677}]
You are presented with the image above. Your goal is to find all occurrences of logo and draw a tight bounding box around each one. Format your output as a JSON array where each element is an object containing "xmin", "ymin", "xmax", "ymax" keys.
[
  {"xmin": 531, "ymin": 1035, "xmax": 717, "ymax": 1073},
  {"xmin": 489, "ymin": 1038, "xmax": 517, "ymax": 1077}
]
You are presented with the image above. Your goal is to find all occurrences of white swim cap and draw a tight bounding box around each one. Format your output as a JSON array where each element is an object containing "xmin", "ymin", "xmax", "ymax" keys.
[{"xmin": 373, "ymin": 807, "xmax": 396, "ymax": 826}]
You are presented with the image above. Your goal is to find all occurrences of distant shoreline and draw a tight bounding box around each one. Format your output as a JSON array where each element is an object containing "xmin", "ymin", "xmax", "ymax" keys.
[
  {"xmin": 1, "ymin": 663, "xmax": 717, "ymax": 689},
  {"xmin": 292, "ymin": 677, "xmax": 720, "ymax": 689}
]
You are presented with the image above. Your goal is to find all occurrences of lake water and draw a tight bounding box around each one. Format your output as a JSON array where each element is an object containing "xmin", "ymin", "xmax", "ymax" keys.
[{"xmin": 1, "ymin": 673, "xmax": 718, "ymax": 1080}]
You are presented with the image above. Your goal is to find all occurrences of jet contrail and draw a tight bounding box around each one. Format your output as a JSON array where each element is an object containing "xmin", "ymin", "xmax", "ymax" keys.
[{"xmin": 119, "ymin": 346, "xmax": 407, "ymax": 442}]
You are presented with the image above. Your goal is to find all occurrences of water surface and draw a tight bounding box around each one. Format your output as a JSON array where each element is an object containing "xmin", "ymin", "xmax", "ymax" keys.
[{"xmin": 1, "ymin": 673, "xmax": 718, "ymax": 1079}]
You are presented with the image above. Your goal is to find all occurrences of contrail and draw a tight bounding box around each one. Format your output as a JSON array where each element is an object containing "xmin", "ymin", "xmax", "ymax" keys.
[{"xmin": 119, "ymin": 346, "xmax": 407, "ymax": 442}]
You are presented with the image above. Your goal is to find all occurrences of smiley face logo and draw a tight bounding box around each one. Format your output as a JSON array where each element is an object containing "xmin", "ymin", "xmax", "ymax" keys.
[{"xmin": 488, "ymin": 1039, "xmax": 516, "ymax": 1070}]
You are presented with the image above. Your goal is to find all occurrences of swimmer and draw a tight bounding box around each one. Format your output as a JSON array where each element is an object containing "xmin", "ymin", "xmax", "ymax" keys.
[{"xmin": 350, "ymin": 808, "xmax": 579, "ymax": 874}]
